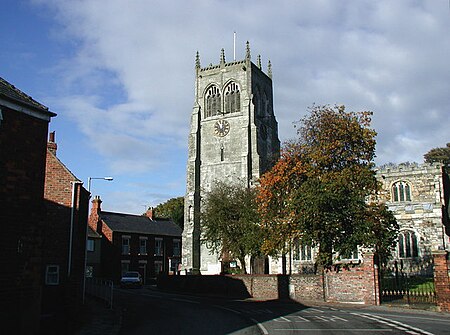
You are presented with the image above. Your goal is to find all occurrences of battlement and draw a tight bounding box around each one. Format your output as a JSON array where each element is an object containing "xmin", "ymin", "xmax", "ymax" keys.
[{"xmin": 376, "ymin": 162, "xmax": 443, "ymax": 175}]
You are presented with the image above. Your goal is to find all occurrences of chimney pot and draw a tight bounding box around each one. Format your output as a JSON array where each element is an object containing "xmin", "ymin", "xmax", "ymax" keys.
[
  {"xmin": 146, "ymin": 207, "xmax": 154, "ymax": 220},
  {"xmin": 47, "ymin": 131, "xmax": 57, "ymax": 155}
]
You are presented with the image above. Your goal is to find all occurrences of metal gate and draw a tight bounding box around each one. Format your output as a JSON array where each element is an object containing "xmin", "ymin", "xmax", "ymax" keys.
[{"xmin": 380, "ymin": 257, "xmax": 436, "ymax": 306}]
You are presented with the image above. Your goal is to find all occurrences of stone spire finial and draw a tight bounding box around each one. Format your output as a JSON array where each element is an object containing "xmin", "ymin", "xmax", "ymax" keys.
[
  {"xmin": 195, "ymin": 51, "xmax": 201, "ymax": 69},
  {"xmin": 245, "ymin": 41, "xmax": 251, "ymax": 61},
  {"xmin": 268, "ymin": 60, "xmax": 272, "ymax": 79},
  {"xmin": 220, "ymin": 48, "xmax": 226, "ymax": 64},
  {"xmin": 257, "ymin": 55, "xmax": 262, "ymax": 69}
]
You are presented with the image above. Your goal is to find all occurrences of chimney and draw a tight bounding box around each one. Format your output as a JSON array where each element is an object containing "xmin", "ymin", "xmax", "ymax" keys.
[
  {"xmin": 145, "ymin": 207, "xmax": 154, "ymax": 220},
  {"xmin": 47, "ymin": 131, "xmax": 57, "ymax": 155},
  {"xmin": 89, "ymin": 196, "xmax": 103, "ymax": 233}
]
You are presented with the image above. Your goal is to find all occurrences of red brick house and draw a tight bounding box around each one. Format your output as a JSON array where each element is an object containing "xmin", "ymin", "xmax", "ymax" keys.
[
  {"xmin": 89, "ymin": 197, "xmax": 182, "ymax": 284},
  {"xmin": 0, "ymin": 76, "xmax": 55, "ymax": 334},
  {"xmin": 42, "ymin": 132, "xmax": 90, "ymax": 329},
  {"xmin": 86, "ymin": 226, "xmax": 102, "ymax": 278}
]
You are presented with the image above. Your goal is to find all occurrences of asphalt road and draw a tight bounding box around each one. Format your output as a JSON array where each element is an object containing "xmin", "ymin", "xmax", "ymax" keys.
[{"xmin": 116, "ymin": 287, "xmax": 450, "ymax": 335}]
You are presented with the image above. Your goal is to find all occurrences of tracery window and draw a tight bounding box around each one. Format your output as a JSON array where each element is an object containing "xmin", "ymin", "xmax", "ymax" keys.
[
  {"xmin": 398, "ymin": 230, "xmax": 419, "ymax": 258},
  {"xmin": 392, "ymin": 181, "xmax": 411, "ymax": 202},
  {"xmin": 224, "ymin": 82, "xmax": 240, "ymax": 114},
  {"xmin": 293, "ymin": 239, "xmax": 312, "ymax": 261},
  {"xmin": 205, "ymin": 85, "xmax": 221, "ymax": 118}
]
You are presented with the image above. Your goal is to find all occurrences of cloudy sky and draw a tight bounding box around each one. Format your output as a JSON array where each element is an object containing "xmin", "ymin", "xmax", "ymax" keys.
[{"xmin": 2, "ymin": 0, "xmax": 449, "ymax": 214}]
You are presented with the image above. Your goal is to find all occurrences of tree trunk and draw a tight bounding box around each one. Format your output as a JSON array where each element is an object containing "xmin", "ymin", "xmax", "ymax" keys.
[{"xmin": 239, "ymin": 257, "xmax": 247, "ymax": 274}]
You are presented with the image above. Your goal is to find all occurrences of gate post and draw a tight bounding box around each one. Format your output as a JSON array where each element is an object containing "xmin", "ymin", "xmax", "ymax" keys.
[
  {"xmin": 363, "ymin": 252, "xmax": 380, "ymax": 305},
  {"xmin": 432, "ymin": 250, "xmax": 450, "ymax": 312}
]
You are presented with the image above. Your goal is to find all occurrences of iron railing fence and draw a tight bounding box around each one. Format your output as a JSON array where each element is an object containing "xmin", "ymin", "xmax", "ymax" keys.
[{"xmin": 86, "ymin": 277, "xmax": 114, "ymax": 309}]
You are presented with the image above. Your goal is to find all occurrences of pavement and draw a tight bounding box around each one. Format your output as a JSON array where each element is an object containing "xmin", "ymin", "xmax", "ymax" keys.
[{"xmin": 75, "ymin": 297, "xmax": 122, "ymax": 335}]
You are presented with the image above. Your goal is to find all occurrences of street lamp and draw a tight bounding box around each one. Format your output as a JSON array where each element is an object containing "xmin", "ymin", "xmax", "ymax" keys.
[
  {"xmin": 87, "ymin": 176, "xmax": 113, "ymax": 193},
  {"xmin": 83, "ymin": 176, "xmax": 113, "ymax": 304}
]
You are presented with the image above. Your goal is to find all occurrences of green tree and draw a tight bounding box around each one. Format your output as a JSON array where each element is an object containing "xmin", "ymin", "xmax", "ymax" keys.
[
  {"xmin": 424, "ymin": 143, "xmax": 450, "ymax": 164},
  {"xmin": 201, "ymin": 181, "xmax": 263, "ymax": 274},
  {"xmin": 153, "ymin": 197, "xmax": 184, "ymax": 229},
  {"xmin": 258, "ymin": 105, "xmax": 398, "ymax": 267}
]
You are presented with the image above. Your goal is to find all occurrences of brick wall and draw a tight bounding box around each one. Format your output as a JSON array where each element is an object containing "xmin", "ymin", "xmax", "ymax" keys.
[
  {"xmin": 158, "ymin": 253, "xmax": 380, "ymax": 305},
  {"xmin": 0, "ymin": 105, "xmax": 50, "ymax": 333},
  {"xmin": 433, "ymin": 251, "xmax": 450, "ymax": 311},
  {"xmin": 41, "ymin": 140, "xmax": 89, "ymax": 330}
]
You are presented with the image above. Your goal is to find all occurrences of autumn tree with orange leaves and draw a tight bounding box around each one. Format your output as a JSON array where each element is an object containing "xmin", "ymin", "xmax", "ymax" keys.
[{"xmin": 257, "ymin": 105, "xmax": 398, "ymax": 268}]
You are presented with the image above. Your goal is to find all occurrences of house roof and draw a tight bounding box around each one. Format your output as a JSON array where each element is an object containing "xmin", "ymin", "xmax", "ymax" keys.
[
  {"xmin": 0, "ymin": 76, "xmax": 56, "ymax": 116},
  {"xmin": 100, "ymin": 211, "xmax": 182, "ymax": 237},
  {"xmin": 88, "ymin": 226, "xmax": 101, "ymax": 238}
]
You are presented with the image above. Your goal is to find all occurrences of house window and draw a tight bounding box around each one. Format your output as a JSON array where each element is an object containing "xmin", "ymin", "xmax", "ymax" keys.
[
  {"xmin": 224, "ymin": 82, "xmax": 240, "ymax": 114},
  {"xmin": 339, "ymin": 248, "xmax": 359, "ymax": 261},
  {"xmin": 154, "ymin": 261, "xmax": 163, "ymax": 275},
  {"xmin": 392, "ymin": 181, "xmax": 412, "ymax": 202},
  {"xmin": 139, "ymin": 237, "xmax": 147, "ymax": 255},
  {"xmin": 45, "ymin": 265, "xmax": 59, "ymax": 285},
  {"xmin": 173, "ymin": 239, "xmax": 181, "ymax": 257},
  {"xmin": 85, "ymin": 265, "xmax": 94, "ymax": 278},
  {"xmin": 121, "ymin": 261, "xmax": 130, "ymax": 275},
  {"xmin": 205, "ymin": 85, "xmax": 221, "ymax": 118},
  {"xmin": 398, "ymin": 230, "xmax": 419, "ymax": 258},
  {"xmin": 87, "ymin": 239, "xmax": 95, "ymax": 252},
  {"xmin": 293, "ymin": 240, "xmax": 312, "ymax": 261},
  {"xmin": 155, "ymin": 238, "xmax": 163, "ymax": 256},
  {"xmin": 122, "ymin": 236, "xmax": 130, "ymax": 255}
]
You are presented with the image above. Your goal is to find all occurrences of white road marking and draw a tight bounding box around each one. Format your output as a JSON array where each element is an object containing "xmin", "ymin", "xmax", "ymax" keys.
[
  {"xmin": 251, "ymin": 318, "xmax": 269, "ymax": 335},
  {"xmin": 351, "ymin": 312, "xmax": 434, "ymax": 335}
]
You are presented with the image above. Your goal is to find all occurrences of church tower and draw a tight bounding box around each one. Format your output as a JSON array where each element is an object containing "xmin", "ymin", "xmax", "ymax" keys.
[{"xmin": 182, "ymin": 42, "xmax": 280, "ymax": 274}]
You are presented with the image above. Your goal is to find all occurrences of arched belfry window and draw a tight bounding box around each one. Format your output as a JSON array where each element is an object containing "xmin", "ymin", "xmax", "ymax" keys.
[
  {"xmin": 224, "ymin": 82, "xmax": 240, "ymax": 114},
  {"xmin": 205, "ymin": 85, "xmax": 221, "ymax": 118},
  {"xmin": 392, "ymin": 181, "xmax": 412, "ymax": 202},
  {"xmin": 398, "ymin": 230, "xmax": 419, "ymax": 258}
]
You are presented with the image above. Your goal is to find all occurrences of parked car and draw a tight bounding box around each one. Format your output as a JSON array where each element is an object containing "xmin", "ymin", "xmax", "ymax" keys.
[{"xmin": 120, "ymin": 271, "xmax": 142, "ymax": 288}]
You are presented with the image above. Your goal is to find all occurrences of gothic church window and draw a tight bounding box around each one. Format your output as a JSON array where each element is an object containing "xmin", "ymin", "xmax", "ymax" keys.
[
  {"xmin": 392, "ymin": 181, "xmax": 411, "ymax": 202},
  {"xmin": 224, "ymin": 82, "xmax": 240, "ymax": 114},
  {"xmin": 293, "ymin": 239, "xmax": 312, "ymax": 261},
  {"xmin": 205, "ymin": 85, "xmax": 221, "ymax": 118},
  {"xmin": 398, "ymin": 230, "xmax": 418, "ymax": 258}
]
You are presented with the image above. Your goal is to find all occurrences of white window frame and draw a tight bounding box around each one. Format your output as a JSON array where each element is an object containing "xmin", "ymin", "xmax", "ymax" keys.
[
  {"xmin": 87, "ymin": 238, "xmax": 95, "ymax": 252},
  {"xmin": 122, "ymin": 236, "xmax": 130, "ymax": 255},
  {"xmin": 139, "ymin": 237, "xmax": 148, "ymax": 255},
  {"xmin": 173, "ymin": 239, "xmax": 181, "ymax": 257},
  {"xmin": 155, "ymin": 238, "xmax": 163, "ymax": 256},
  {"xmin": 45, "ymin": 265, "xmax": 60, "ymax": 285}
]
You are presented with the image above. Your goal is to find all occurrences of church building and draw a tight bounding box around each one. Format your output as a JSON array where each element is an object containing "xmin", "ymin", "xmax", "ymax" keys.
[{"xmin": 182, "ymin": 43, "xmax": 280, "ymax": 274}]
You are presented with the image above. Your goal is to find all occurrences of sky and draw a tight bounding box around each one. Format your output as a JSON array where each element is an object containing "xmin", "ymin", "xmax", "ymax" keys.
[{"xmin": 2, "ymin": 0, "xmax": 449, "ymax": 214}]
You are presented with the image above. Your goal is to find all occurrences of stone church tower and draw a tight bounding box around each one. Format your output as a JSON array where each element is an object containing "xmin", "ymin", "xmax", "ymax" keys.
[{"xmin": 182, "ymin": 42, "xmax": 280, "ymax": 274}]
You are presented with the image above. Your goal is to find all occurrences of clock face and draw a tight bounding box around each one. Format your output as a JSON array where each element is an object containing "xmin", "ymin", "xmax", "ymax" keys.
[{"xmin": 214, "ymin": 119, "xmax": 230, "ymax": 137}]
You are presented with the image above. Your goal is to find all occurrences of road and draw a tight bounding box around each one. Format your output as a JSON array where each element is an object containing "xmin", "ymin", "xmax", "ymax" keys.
[{"xmin": 116, "ymin": 287, "xmax": 450, "ymax": 335}]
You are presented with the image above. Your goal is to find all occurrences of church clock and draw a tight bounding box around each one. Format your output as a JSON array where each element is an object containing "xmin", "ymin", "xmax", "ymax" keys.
[{"xmin": 214, "ymin": 119, "xmax": 230, "ymax": 137}]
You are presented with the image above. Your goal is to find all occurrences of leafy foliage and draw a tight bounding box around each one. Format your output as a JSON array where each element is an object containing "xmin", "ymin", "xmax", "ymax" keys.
[
  {"xmin": 201, "ymin": 181, "xmax": 263, "ymax": 274},
  {"xmin": 258, "ymin": 105, "xmax": 398, "ymax": 267},
  {"xmin": 424, "ymin": 143, "xmax": 450, "ymax": 164},
  {"xmin": 153, "ymin": 197, "xmax": 184, "ymax": 229}
]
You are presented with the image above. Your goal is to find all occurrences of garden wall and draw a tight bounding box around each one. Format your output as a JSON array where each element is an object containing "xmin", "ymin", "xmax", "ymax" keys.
[{"xmin": 158, "ymin": 253, "xmax": 379, "ymax": 305}]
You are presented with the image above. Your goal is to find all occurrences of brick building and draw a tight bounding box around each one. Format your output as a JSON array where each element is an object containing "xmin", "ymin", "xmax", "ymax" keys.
[
  {"xmin": 86, "ymin": 226, "xmax": 102, "ymax": 278},
  {"xmin": 89, "ymin": 197, "xmax": 182, "ymax": 283},
  {"xmin": 0, "ymin": 76, "xmax": 55, "ymax": 334},
  {"xmin": 42, "ymin": 132, "xmax": 90, "ymax": 329}
]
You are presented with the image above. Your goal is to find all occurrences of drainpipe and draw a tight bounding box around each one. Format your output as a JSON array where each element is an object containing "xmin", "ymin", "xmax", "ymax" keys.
[{"xmin": 68, "ymin": 181, "xmax": 82, "ymax": 277}]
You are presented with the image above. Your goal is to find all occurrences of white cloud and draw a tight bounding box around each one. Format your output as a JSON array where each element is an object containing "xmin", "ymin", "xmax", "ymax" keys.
[{"xmin": 27, "ymin": 0, "xmax": 450, "ymax": 211}]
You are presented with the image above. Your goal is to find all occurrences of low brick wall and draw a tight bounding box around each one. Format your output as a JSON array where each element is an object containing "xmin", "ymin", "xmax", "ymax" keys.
[{"xmin": 158, "ymin": 253, "xmax": 380, "ymax": 305}]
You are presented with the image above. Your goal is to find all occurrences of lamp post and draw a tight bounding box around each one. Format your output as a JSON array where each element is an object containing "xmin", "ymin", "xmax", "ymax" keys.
[
  {"xmin": 87, "ymin": 176, "xmax": 113, "ymax": 194},
  {"xmin": 83, "ymin": 176, "xmax": 113, "ymax": 304}
]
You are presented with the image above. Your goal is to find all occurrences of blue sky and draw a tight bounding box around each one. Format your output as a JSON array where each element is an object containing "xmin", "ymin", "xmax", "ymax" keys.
[{"xmin": 2, "ymin": 0, "xmax": 449, "ymax": 214}]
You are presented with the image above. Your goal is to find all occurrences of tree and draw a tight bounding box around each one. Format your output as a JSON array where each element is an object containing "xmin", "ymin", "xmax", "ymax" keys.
[
  {"xmin": 201, "ymin": 181, "xmax": 263, "ymax": 274},
  {"xmin": 424, "ymin": 143, "xmax": 450, "ymax": 164},
  {"xmin": 258, "ymin": 105, "xmax": 398, "ymax": 267},
  {"xmin": 153, "ymin": 197, "xmax": 184, "ymax": 229}
]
